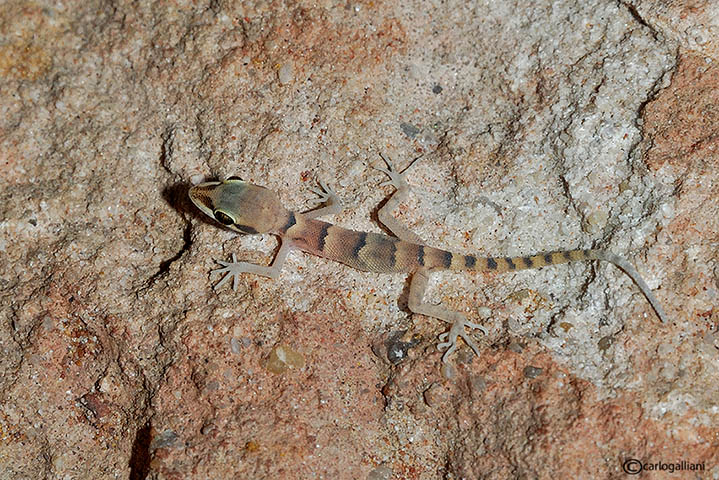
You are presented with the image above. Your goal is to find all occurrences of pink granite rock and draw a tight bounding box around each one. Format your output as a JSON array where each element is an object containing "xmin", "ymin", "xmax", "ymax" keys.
[{"xmin": 0, "ymin": 1, "xmax": 716, "ymax": 479}]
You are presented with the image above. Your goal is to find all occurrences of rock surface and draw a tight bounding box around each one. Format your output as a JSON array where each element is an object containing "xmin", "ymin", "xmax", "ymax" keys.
[{"xmin": 0, "ymin": 0, "xmax": 717, "ymax": 478}]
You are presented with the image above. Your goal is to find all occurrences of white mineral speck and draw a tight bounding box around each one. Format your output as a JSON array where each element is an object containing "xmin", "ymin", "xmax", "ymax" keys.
[
  {"xmin": 230, "ymin": 337, "xmax": 242, "ymax": 354},
  {"xmin": 278, "ymin": 62, "xmax": 294, "ymax": 85}
]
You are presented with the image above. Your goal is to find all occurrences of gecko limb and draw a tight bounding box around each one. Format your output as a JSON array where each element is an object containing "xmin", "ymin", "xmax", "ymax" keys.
[
  {"xmin": 374, "ymin": 154, "xmax": 424, "ymax": 244},
  {"xmin": 304, "ymin": 180, "xmax": 343, "ymax": 219},
  {"xmin": 212, "ymin": 242, "xmax": 293, "ymax": 289},
  {"xmin": 409, "ymin": 267, "xmax": 488, "ymax": 363}
]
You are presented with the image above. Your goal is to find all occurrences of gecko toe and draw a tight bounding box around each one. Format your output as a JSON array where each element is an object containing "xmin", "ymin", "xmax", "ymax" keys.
[{"xmin": 437, "ymin": 317, "xmax": 487, "ymax": 362}]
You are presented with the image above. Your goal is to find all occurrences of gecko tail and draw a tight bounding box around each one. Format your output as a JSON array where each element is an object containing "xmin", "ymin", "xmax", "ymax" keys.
[
  {"xmin": 587, "ymin": 250, "xmax": 668, "ymax": 324},
  {"xmin": 459, "ymin": 248, "xmax": 667, "ymax": 323}
]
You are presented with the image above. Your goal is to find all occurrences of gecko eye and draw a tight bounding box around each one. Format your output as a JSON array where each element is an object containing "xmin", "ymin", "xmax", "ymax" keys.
[
  {"xmin": 226, "ymin": 176, "xmax": 243, "ymax": 181},
  {"xmin": 213, "ymin": 210, "xmax": 235, "ymax": 226}
]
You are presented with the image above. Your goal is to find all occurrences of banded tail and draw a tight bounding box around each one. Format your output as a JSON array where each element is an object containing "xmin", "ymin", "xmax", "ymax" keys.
[{"xmin": 450, "ymin": 248, "xmax": 667, "ymax": 323}]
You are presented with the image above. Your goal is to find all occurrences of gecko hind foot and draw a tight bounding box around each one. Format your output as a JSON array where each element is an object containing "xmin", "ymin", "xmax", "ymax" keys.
[
  {"xmin": 374, "ymin": 154, "xmax": 418, "ymax": 191},
  {"xmin": 437, "ymin": 317, "xmax": 489, "ymax": 363}
]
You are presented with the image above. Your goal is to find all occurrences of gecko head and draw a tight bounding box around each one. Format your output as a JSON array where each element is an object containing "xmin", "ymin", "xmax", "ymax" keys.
[{"xmin": 189, "ymin": 177, "xmax": 288, "ymax": 234}]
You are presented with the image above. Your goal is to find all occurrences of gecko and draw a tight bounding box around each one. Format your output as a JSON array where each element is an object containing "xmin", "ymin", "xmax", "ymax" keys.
[{"xmin": 189, "ymin": 157, "xmax": 668, "ymax": 363}]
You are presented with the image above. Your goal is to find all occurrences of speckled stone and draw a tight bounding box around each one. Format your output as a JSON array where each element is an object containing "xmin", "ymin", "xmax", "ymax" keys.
[{"xmin": 0, "ymin": 0, "xmax": 717, "ymax": 478}]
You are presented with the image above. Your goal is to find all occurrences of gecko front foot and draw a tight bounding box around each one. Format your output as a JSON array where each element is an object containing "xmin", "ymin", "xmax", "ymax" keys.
[
  {"xmin": 437, "ymin": 317, "xmax": 489, "ymax": 363},
  {"xmin": 308, "ymin": 180, "xmax": 339, "ymax": 207},
  {"xmin": 212, "ymin": 253, "xmax": 253, "ymax": 291},
  {"xmin": 305, "ymin": 180, "xmax": 343, "ymax": 219}
]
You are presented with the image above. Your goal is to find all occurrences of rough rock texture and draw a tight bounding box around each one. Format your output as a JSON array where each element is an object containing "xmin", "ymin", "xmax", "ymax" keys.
[{"xmin": 0, "ymin": 0, "xmax": 717, "ymax": 478}]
